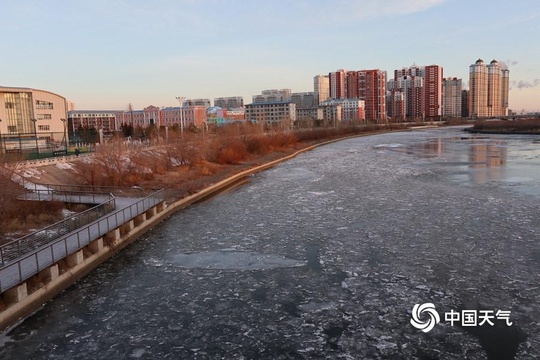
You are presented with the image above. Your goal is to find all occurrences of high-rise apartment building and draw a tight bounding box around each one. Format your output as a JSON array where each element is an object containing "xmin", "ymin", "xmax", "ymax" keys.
[
  {"xmin": 358, "ymin": 69, "xmax": 387, "ymax": 122},
  {"xmin": 442, "ymin": 77, "xmax": 463, "ymax": 118},
  {"xmin": 387, "ymin": 73, "xmax": 424, "ymax": 121},
  {"xmin": 329, "ymin": 69, "xmax": 346, "ymax": 99},
  {"xmin": 329, "ymin": 69, "xmax": 387, "ymax": 122},
  {"xmin": 387, "ymin": 64, "xmax": 443, "ymax": 121},
  {"xmin": 469, "ymin": 59, "xmax": 509, "ymax": 118},
  {"xmin": 469, "ymin": 59, "xmax": 488, "ymax": 118},
  {"xmin": 422, "ymin": 65, "xmax": 443, "ymax": 119},
  {"xmin": 345, "ymin": 71, "xmax": 359, "ymax": 99},
  {"xmin": 313, "ymin": 75, "xmax": 330, "ymax": 104}
]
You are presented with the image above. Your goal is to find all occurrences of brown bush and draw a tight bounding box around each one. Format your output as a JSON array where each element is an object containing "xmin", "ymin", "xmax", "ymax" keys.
[
  {"xmin": 0, "ymin": 201, "xmax": 65, "ymax": 239},
  {"xmin": 216, "ymin": 140, "xmax": 249, "ymax": 164}
]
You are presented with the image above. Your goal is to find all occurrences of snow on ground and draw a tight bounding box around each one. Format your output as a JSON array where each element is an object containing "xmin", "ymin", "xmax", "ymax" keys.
[{"xmin": 55, "ymin": 162, "xmax": 75, "ymax": 170}]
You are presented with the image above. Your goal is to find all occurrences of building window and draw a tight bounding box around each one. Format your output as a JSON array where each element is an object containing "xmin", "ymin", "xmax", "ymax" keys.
[
  {"xmin": 5, "ymin": 102, "xmax": 14, "ymax": 109},
  {"xmin": 37, "ymin": 114, "xmax": 52, "ymax": 120},
  {"xmin": 38, "ymin": 125, "xmax": 50, "ymax": 131},
  {"xmin": 7, "ymin": 126, "xmax": 17, "ymax": 133},
  {"xmin": 36, "ymin": 100, "xmax": 54, "ymax": 109}
]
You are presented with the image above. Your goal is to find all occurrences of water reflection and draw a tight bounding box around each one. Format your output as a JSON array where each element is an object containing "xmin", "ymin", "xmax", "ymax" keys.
[
  {"xmin": 468, "ymin": 141, "xmax": 507, "ymax": 184},
  {"xmin": 377, "ymin": 131, "xmax": 540, "ymax": 197}
]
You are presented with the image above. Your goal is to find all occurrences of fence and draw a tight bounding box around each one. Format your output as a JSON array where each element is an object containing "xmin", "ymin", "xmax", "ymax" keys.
[
  {"xmin": 0, "ymin": 189, "xmax": 164, "ymax": 293},
  {"xmin": 0, "ymin": 195, "xmax": 116, "ymax": 264},
  {"xmin": 19, "ymin": 189, "xmax": 116, "ymax": 204}
]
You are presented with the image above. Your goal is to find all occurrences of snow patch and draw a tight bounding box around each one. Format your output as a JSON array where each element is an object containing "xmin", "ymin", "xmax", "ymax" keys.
[{"xmin": 56, "ymin": 162, "xmax": 75, "ymax": 170}]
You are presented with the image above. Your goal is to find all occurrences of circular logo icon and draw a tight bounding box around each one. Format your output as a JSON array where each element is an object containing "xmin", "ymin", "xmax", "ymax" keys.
[{"xmin": 410, "ymin": 303, "xmax": 440, "ymax": 333}]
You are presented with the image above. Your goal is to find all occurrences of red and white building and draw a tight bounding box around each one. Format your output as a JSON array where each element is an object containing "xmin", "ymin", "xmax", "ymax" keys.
[
  {"xmin": 387, "ymin": 64, "xmax": 443, "ymax": 121},
  {"xmin": 329, "ymin": 69, "xmax": 347, "ymax": 99}
]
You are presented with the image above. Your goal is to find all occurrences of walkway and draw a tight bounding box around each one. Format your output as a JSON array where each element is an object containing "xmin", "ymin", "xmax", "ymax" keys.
[{"xmin": 0, "ymin": 181, "xmax": 164, "ymax": 293}]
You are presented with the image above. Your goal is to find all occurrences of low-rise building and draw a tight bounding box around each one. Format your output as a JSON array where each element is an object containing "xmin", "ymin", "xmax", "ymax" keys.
[
  {"xmin": 245, "ymin": 101, "xmax": 296, "ymax": 125},
  {"xmin": 319, "ymin": 98, "xmax": 365, "ymax": 123},
  {"xmin": 68, "ymin": 110, "xmax": 122, "ymax": 136}
]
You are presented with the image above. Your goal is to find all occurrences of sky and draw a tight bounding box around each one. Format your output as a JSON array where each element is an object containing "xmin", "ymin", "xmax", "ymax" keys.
[{"xmin": 1, "ymin": 0, "xmax": 539, "ymax": 112}]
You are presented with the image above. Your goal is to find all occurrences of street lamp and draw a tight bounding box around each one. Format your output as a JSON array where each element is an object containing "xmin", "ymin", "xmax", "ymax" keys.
[
  {"xmin": 60, "ymin": 118, "xmax": 67, "ymax": 154},
  {"xmin": 175, "ymin": 96, "xmax": 186, "ymax": 136},
  {"xmin": 31, "ymin": 119, "xmax": 39, "ymax": 159},
  {"xmin": 0, "ymin": 118, "xmax": 3, "ymax": 155}
]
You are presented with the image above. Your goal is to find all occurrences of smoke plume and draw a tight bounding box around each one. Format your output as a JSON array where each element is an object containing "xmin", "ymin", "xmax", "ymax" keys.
[{"xmin": 510, "ymin": 79, "xmax": 540, "ymax": 90}]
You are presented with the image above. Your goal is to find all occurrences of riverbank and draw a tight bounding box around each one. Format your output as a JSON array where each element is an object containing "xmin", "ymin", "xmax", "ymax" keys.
[{"xmin": 465, "ymin": 117, "xmax": 540, "ymax": 135}]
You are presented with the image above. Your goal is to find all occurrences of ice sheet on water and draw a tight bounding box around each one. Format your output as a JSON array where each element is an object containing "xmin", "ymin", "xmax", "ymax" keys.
[
  {"xmin": 269, "ymin": 167, "xmax": 319, "ymax": 182},
  {"xmin": 168, "ymin": 251, "xmax": 305, "ymax": 270},
  {"xmin": 373, "ymin": 143, "xmax": 403, "ymax": 148}
]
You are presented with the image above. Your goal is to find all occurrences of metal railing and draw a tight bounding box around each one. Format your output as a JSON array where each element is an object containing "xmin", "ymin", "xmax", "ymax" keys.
[
  {"xmin": 0, "ymin": 189, "xmax": 164, "ymax": 293},
  {"xmin": 0, "ymin": 195, "xmax": 116, "ymax": 264},
  {"xmin": 18, "ymin": 189, "xmax": 116, "ymax": 204}
]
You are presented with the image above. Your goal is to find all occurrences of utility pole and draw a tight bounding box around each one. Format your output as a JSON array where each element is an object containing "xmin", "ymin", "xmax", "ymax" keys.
[
  {"xmin": 60, "ymin": 118, "xmax": 67, "ymax": 154},
  {"xmin": 175, "ymin": 96, "xmax": 186, "ymax": 137},
  {"xmin": 31, "ymin": 119, "xmax": 39, "ymax": 158},
  {"xmin": 0, "ymin": 118, "xmax": 3, "ymax": 155}
]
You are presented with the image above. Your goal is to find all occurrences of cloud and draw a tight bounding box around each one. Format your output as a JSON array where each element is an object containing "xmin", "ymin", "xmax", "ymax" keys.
[
  {"xmin": 510, "ymin": 79, "xmax": 540, "ymax": 90},
  {"xmin": 504, "ymin": 59, "xmax": 519, "ymax": 67},
  {"xmin": 300, "ymin": 0, "xmax": 447, "ymax": 23}
]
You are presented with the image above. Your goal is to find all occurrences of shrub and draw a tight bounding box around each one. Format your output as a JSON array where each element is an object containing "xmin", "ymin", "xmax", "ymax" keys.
[{"xmin": 216, "ymin": 140, "xmax": 248, "ymax": 164}]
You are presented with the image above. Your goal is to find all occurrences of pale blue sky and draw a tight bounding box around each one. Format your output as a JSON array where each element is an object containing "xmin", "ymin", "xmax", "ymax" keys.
[{"xmin": 1, "ymin": 0, "xmax": 539, "ymax": 112}]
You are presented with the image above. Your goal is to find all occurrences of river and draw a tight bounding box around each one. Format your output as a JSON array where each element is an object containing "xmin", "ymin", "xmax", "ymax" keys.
[{"xmin": 1, "ymin": 126, "xmax": 539, "ymax": 359}]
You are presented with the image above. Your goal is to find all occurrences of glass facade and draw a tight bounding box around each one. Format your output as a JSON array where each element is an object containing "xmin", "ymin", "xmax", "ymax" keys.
[{"xmin": 4, "ymin": 92, "xmax": 34, "ymax": 134}]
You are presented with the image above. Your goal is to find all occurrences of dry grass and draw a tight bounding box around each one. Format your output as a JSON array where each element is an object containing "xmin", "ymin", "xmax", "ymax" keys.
[
  {"xmin": 470, "ymin": 118, "xmax": 540, "ymax": 133},
  {"xmin": 0, "ymin": 201, "xmax": 65, "ymax": 242}
]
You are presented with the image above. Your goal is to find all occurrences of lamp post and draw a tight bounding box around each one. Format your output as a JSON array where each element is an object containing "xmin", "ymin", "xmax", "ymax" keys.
[
  {"xmin": 175, "ymin": 96, "xmax": 186, "ymax": 137},
  {"xmin": 60, "ymin": 118, "xmax": 67, "ymax": 154},
  {"xmin": 31, "ymin": 119, "xmax": 39, "ymax": 159},
  {"xmin": 0, "ymin": 118, "xmax": 3, "ymax": 155}
]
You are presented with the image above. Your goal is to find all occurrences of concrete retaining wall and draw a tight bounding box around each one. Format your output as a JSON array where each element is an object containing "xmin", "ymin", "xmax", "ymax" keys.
[{"xmin": 0, "ymin": 202, "xmax": 166, "ymax": 332}]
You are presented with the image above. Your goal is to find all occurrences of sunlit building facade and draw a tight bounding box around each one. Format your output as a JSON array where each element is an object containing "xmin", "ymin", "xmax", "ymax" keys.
[
  {"xmin": 313, "ymin": 75, "xmax": 330, "ymax": 104},
  {"xmin": 442, "ymin": 77, "xmax": 463, "ymax": 118},
  {"xmin": 245, "ymin": 101, "xmax": 296, "ymax": 124},
  {"xmin": 469, "ymin": 59, "xmax": 509, "ymax": 118},
  {"xmin": 0, "ymin": 86, "xmax": 68, "ymax": 151}
]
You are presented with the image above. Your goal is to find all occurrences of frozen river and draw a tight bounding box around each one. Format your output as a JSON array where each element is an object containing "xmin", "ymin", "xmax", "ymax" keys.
[{"xmin": 1, "ymin": 126, "xmax": 540, "ymax": 359}]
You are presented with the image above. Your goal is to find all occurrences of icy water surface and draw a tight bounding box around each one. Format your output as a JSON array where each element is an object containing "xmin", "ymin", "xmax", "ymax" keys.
[{"xmin": 1, "ymin": 126, "xmax": 540, "ymax": 359}]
